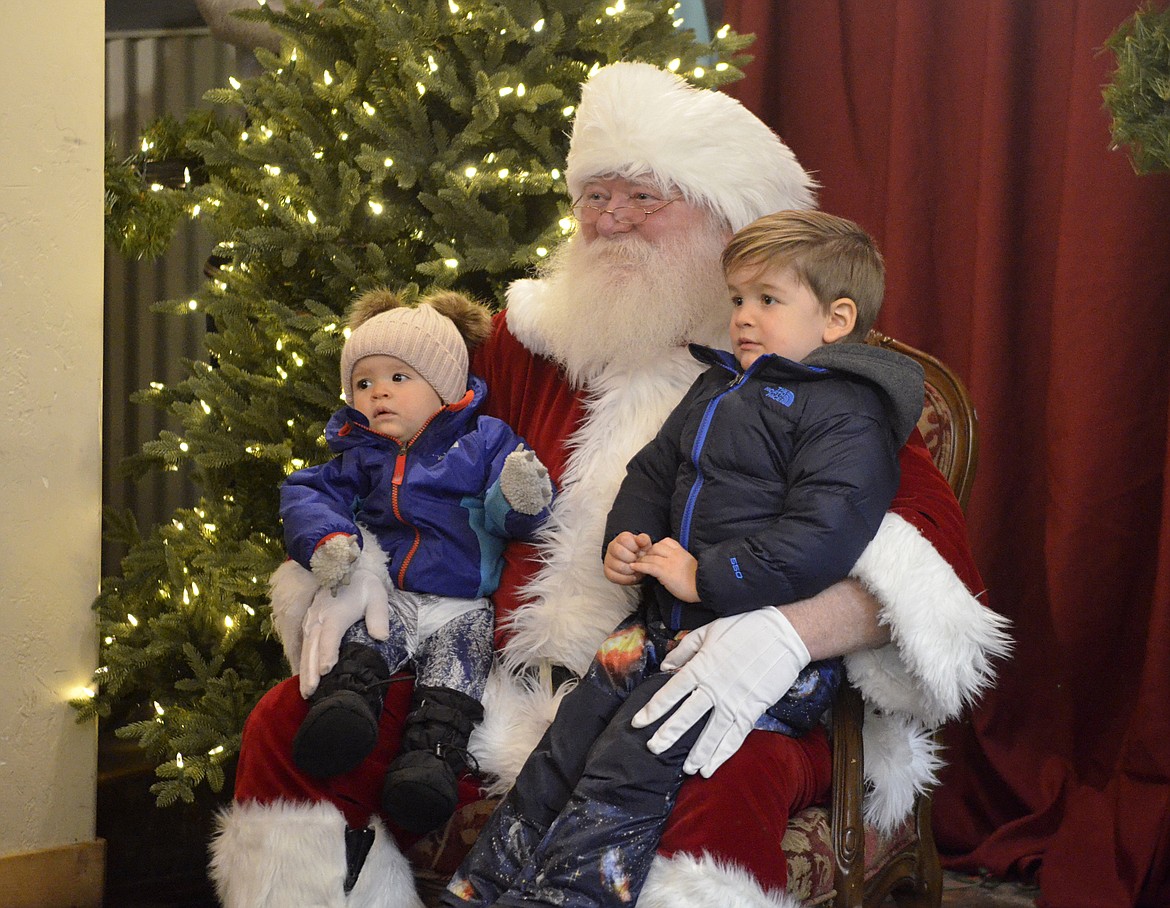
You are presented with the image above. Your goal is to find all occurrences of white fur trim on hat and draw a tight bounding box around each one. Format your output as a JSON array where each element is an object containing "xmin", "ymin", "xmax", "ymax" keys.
[
  {"xmin": 341, "ymin": 303, "xmax": 468, "ymax": 405},
  {"xmin": 566, "ymin": 63, "xmax": 817, "ymax": 232}
]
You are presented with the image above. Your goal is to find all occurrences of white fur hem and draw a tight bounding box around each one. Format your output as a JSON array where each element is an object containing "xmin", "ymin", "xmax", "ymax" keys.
[
  {"xmin": 468, "ymin": 664, "xmax": 573, "ymax": 796},
  {"xmin": 637, "ymin": 852, "xmax": 801, "ymax": 908},
  {"xmin": 209, "ymin": 800, "xmax": 422, "ymax": 908}
]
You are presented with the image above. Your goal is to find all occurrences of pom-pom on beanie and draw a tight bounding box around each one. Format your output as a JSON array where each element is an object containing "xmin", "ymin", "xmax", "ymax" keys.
[
  {"xmin": 341, "ymin": 289, "xmax": 492, "ymax": 406},
  {"xmin": 565, "ymin": 62, "xmax": 817, "ymax": 232}
]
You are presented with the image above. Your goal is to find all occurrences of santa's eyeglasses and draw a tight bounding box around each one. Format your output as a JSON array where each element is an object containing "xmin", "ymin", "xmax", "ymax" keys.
[{"xmin": 570, "ymin": 196, "xmax": 679, "ymax": 225}]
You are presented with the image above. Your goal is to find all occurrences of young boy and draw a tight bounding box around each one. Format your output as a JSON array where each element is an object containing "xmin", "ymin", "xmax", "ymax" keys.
[
  {"xmin": 279, "ymin": 288, "xmax": 554, "ymax": 834},
  {"xmin": 442, "ymin": 210, "xmax": 925, "ymax": 907}
]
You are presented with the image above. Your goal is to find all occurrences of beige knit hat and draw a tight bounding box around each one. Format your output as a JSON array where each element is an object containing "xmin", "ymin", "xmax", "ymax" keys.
[{"xmin": 341, "ymin": 300, "xmax": 468, "ymax": 406}]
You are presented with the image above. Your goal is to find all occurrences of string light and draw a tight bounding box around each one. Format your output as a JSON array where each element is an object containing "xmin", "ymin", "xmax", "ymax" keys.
[
  {"xmin": 175, "ymin": 753, "xmax": 185, "ymax": 769},
  {"xmin": 444, "ymin": 258, "xmax": 459, "ymax": 269},
  {"xmin": 464, "ymin": 166, "xmax": 477, "ymax": 177},
  {"xmin": 534, "ymin": 18, "xmax": 545, "ymax": 31},
  {"xmin": 323, "ymin": 70, "xmax": 333, "ymax": 86},
  {"xmin": 667, "ymin": 58, "xmax": 681, "ymax": 71},
  {"xmin": 229, "ymin": 77, "xmax": 242, "ymax": 90},
  {"xmin": 127, "ymin": 614, "xmax": 138, "ymax": 626},
  {"xmin": 369, "ymin": 200, "xmax": 384, "ymax": 214}
]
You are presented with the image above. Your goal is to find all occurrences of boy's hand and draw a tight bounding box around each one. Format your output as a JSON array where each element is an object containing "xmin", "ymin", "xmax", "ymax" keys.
[
  {"xmin": 604, "ymin": 531, "xmax": 652, "ymax": 585},
  {"xmin": 631, "ymin": 537, "xmax": 700, "ymax": 603}
]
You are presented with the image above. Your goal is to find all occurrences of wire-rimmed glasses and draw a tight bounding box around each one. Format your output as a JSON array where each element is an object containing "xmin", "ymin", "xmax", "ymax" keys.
[{"xmin": 570, "ymin": 196, "xmax": 679, "ymax": 225}]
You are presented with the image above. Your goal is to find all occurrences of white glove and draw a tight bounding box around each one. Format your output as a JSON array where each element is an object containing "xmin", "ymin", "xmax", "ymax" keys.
[
  {"xmin": 631, "ymin": 608, "xmax": 811, "ymax": 777},
  {"xmin": 498, "ymin": 445, "xmax": 553, "ymax": 515},
  {"xmin": 298, "ymin": 568, "xmax": 390, "ymax": 698},
  {"xmin": 309, "ymin": 533, "xmax": 360, "ymax": 593}
]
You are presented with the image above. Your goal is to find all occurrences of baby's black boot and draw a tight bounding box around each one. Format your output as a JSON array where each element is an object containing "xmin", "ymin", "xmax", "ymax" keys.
[
  {"xmin": 292, "ymin": 642, "xmax": 391, "ymax": 778},
  {"xmin": 381, "ymin": 685, "xmax": 483, "ymax": 834}
]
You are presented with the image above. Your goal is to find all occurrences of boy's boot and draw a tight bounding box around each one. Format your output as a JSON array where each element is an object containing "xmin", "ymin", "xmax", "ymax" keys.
[
  {"xmin": 292, "ymin": 642, "xmax": 391, "ymax": 778},
  {"xmin": 381, "ymin": 685, "xmax": 483, "ymax": 834}
]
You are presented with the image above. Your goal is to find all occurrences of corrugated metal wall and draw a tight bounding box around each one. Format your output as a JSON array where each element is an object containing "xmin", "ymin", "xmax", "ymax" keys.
[{"xmin": 103, "ymin": 28, "xmax": 244, "ymax": 574}]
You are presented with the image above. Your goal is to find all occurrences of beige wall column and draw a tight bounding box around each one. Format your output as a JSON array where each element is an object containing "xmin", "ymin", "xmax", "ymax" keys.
[{"xmin": 0, "ymin": 3, "xmax": 105, "ymax": 907}]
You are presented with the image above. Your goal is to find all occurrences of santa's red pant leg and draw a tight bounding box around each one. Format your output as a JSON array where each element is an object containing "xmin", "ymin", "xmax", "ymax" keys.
[{"xmin": 658, "ymin": 726, "xmax": 832, "ymax": 893}]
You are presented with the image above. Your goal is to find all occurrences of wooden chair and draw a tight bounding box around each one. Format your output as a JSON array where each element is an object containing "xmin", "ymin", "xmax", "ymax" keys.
[
  {"xmin": 410, "ymin": 332, "xmax": 980, "ymax": 908},
  {"xmin": 780, "ymin": 330, "xmax": 979, "ymax": 906}
]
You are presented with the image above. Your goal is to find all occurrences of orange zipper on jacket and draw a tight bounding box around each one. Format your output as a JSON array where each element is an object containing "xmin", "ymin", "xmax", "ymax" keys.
[
  {"xmin": 388, "ymin": 412, "xmax": 441, "ymax": 589},
  {"xmin": 343, "ymin": 389, "xmax": 474, "ymax": 590}
]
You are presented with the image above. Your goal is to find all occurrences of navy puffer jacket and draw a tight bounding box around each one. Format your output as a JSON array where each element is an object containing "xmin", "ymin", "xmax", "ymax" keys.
[{"xmin": 605, "ymin": 343, "xmax": 924, "ymax": 631}]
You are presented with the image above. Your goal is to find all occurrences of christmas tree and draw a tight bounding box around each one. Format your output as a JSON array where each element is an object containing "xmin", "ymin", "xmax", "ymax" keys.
[{"xmin": 86, "ymin": 0, "xmax": 751, "ymax": 806}]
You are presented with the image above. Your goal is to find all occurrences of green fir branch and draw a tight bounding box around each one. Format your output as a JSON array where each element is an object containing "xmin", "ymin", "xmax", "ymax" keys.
[{"xmin": 1104, "ymin": 3, "xmax": 1170, "ymax": 174}]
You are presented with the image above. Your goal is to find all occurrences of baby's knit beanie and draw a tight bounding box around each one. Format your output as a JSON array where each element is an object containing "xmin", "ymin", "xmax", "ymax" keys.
[{"xmin": 341, "ymin": 289, "xmax": 491, "ymax": 406}]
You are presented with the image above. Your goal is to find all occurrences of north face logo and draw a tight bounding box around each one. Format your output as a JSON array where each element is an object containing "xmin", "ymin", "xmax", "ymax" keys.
[{"xmin": 764, "ymin": 386, "xmax": 795, "ymax": 407}]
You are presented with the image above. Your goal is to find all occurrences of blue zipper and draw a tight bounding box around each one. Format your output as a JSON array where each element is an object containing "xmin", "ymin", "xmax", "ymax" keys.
[{"xmin": 673, "ymin": 364, "xmax": 749, "ymax": 627}]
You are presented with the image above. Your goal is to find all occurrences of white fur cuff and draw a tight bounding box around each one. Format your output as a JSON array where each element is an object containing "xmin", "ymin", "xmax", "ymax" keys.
[{"xmin": 846, "ymin": 512, "xmax": 1012, "ymax": 725}]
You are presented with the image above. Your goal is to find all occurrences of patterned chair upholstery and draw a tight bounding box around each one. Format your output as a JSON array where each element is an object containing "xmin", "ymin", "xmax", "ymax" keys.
[{"xmin": 409, "ymin": 331, "xmax": 980, "ymax": 908}]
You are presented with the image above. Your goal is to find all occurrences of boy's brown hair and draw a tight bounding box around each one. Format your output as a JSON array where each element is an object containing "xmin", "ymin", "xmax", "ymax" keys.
[{"xmin": 721, "ymin": 210, "xmax": 885, "ymax": 342}]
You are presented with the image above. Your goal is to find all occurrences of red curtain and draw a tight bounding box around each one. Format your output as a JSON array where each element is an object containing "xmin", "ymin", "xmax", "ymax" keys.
[{"xmin": 721, "ymin": 2, "xmax": 1170, "ymax": 905}]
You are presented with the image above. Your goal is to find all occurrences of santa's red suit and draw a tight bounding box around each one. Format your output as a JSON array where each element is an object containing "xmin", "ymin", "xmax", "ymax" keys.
[
  {"xmin": 213, "ymin": 302, "xmax": 1008, "ymax": 908},
  {"xmin": 211, "ymin": 63, "xmax": 1010, "ymax": 908}
]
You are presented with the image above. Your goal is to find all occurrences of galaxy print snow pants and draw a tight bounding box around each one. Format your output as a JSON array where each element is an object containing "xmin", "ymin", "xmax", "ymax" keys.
[
  {"xmin": 342, "ymin": 594, "xmax": 493, "ymax": 701},
  {"xmin": 441, "ymin": 612, "xmax": 700, "ymax": 908}
]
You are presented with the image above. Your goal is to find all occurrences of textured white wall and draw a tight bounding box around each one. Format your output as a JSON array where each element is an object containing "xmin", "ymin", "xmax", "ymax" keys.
[{"xmin": 0, "ymin": 3, "xmax": 104, "ymax": 853}]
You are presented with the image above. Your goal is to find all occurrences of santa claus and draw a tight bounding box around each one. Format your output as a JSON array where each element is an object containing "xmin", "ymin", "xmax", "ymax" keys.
[{"xmin": 210, "ymin": 62, "xmax": 1009, "ymax": 908}]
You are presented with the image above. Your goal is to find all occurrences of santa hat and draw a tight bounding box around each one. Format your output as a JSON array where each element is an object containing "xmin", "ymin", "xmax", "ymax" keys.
[
  {"xmin": 340, "ymin": 289, "xmax": 491, "ymax": 406},
  {"xmin": 565, "ymin": 62, "xmax": 817, "ymax": 232}
]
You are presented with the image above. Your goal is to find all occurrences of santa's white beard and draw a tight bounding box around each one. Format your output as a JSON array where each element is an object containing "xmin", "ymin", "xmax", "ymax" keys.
[{"xmin": 534, "ymin": 222, "xmax": 731, "ymax": 387}]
